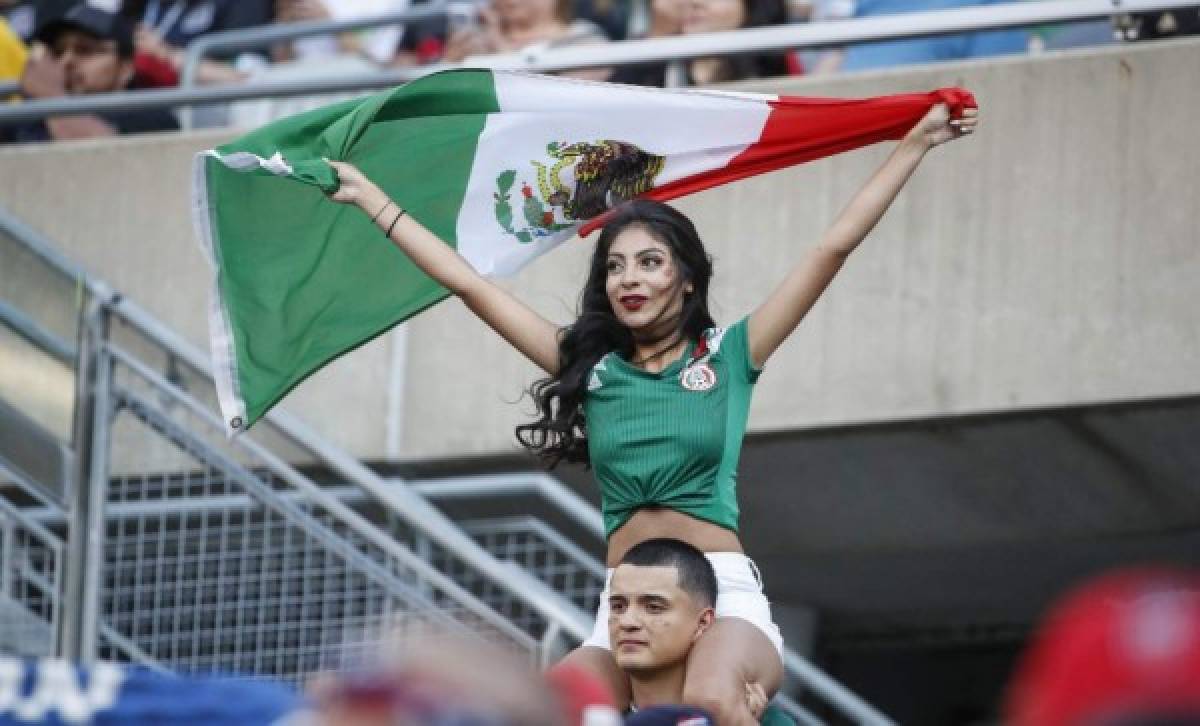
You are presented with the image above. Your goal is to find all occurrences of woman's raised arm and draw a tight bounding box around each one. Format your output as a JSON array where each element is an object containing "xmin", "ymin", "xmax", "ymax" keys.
[
  {"xmin": 326, "ymin": 160, "xmax": 563, "ymax": 375},
  {"xmin": 746, "ymin": 103, "xmax": 978, "ymax": 367}
]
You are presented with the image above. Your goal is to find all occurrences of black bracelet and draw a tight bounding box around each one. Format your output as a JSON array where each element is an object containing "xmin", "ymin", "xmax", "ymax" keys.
[
  {"xmin": 385, "ymin": 207, "xmax": 407, "ymax": 238},
  {"xmin": 371, "ymin": 200, "xmax": 393, "ymax": 224}
]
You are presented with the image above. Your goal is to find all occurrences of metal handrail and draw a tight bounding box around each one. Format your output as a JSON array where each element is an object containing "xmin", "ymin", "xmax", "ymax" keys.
[
  {"xmin": 177, "ymin": 3, "xmax": 449, "ymax": 128},
  {"xmin": 0, "ymin": 205, "xmax": 592, "ymax": 646},
  {"xmin": 1, "ymin": 0, "xmax": 1188, "ymax": 126},
  {"xmin": 179, "ymin": 3, "xmax": 450, "ymax": 91},
  {"xmin": 0, "ymin": 484, "xmax": 64, "ymax": 656},
  {"xmin": 0, "ymin": 480, "xmax": 169, "ymax": 669},
  {"xmin": 108, "ymin": 344, "xmax": 532, "ymax": 646},
  {"xmin": 409, "ymin": 473, "xmax": 606, "ymax": 541},
  {"xmin": 458, "ymin": 516, "xmax": 607, "ymax": 580},
  {"xmin": 0, "ymin": 299, "xmax": 76, "ymax": 365}
]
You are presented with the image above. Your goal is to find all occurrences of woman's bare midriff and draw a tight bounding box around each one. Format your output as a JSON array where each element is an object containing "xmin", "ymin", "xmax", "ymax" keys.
[{"xmin": 605, "ymin": 506, "xmax": 742, "ymax": 567}]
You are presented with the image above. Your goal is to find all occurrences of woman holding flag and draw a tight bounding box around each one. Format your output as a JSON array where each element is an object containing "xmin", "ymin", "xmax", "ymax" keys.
[{"xmin": 318, "ymin": 99, "xmax": 977, "ymax": 722}]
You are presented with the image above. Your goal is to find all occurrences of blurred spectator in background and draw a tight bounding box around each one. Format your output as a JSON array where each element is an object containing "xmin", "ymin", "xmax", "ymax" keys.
[
  {"xmin": 448, "ymin": 0, "xmax": 610, "ymax": 78},
  {"xmin": 1113, "ymin": 4, "xmax": 1200, "ymax": 42},
  {"xmin": 815, "ymin": 0, "xmax": 1026, "ymax": 73},
  {"xmin": 575, "ymin": 0, "xmax": 627, "ymax": 40},
  {"xmin": 1024, "ymin": 19, "xmax": 1114, "ymax": 54},
  {"xmin": 397, "ymin": 0, "xmax": 610, "ymax": 79},
  {"xmin": 1, "ymin": 0, "xmax": 73, "ymax": 42},
  {"xmin": 273, "ymin": 0, "xmax": 411, "ymax": 67},
  {"xmin": 613, "ymin": 0, "xmax": 789, "ymax": 87},
  {"xmin": 271, "ymin": 0, "xmax": 332, "ymax": 62},
  {"xmin": 642, "ymin": 0, "xmax": 689, "ymax": 38},
  {"xmin": 607, "ymin": 0, "xmax": 685, "ymax": 85},
  {"xmin": 1006, "ymin": 568, "xmax": 1200, "ymax": 726},
  {"xmin": 229, "ymin": 0, "xmax": 420, "ymax": 130},
  {"xmin": 119, "ymin": 0, "xmax": 272, "ymax": 85},
  {"xmin": 545, "ymin": 662, "xmax": 623, "ymax": 726},
  {"xmin": 0, "ymin": 10, "xmax": 26, "ymax": 81},
  {"xmin": 2, "ymin": 3, "xmax": 177, "ymax": 142},
  {"xmin": 391, "ymin": 0, "xmax": 445, "ymax": 65},
  {"xmin": 307, "ymin": 631, "xmax": 600, "ymax": 726},
  {"xmin": 789, "ymin": 0, "xmax": 853, "ymax": 75}
]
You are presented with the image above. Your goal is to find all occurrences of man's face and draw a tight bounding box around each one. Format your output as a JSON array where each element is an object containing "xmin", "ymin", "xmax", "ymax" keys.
[
  {"xmin": 49, "ymin": 28, "xmax": 131, "ymax": 94},
  {"xmin": 608, "ymin": 564, "xmax": 713, "ymax": 674}
]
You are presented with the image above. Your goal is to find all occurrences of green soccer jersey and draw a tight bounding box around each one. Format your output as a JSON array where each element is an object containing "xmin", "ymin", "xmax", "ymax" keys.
[{"xmin": 584, "ymin": 317, "xmax": 761, "ymax": 537}]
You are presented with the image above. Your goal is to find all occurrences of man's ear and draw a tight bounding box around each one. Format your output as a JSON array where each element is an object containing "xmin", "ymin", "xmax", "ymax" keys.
[{"xmin": 693, "ymin": 607, "xmax": 715, "ymax": 642}]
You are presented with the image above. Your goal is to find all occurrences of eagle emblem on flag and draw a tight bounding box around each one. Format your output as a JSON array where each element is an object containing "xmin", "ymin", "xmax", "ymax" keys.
[{"xmin": 493, "ymin": 140, "xmax": 666, "ymax": 244}]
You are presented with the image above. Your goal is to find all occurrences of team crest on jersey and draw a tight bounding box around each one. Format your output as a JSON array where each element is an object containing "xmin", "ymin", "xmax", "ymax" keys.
[
  {"xmin": 679, "ymin": 327, "xmax": 727, "ymax": 392},
  {"xmin": 680, "ymin": 362, "xmax": 717, "ymax": 391}
]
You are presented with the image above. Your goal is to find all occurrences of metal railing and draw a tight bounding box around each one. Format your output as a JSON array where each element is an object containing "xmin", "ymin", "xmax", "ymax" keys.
[
  {"xmin": 0, "ymin": 483, "xmax": 63, "ymax": 658},
  {"xmin": 0, "ymin": 206, "xmax": 592, "ymax": 680},
  {"xmin": 410, "ymin": 473, "xmax": 606, "ymax": 540},
  {"xmin": 178, "ymin": 4, "xmax": 449, "ymax": 92},
  {"xmin": 0, "ymin": 454, "xmax": 896, "ymax": 720},
  {"xmin": 176, "ymin": 3, "xmax": 449, "ymax": 129},
  {"xmin": 2, "ymin": 0, "xmax": 1191, "ymax": 126}
]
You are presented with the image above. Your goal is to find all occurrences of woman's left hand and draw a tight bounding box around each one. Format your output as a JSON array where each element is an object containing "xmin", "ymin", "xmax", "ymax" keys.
[{"xmin": 905, "ymin": 103, "xmax": 979, "ymax": 149}]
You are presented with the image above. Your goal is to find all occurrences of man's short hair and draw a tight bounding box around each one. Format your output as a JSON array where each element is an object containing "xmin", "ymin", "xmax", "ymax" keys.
[{"xmin": 619, "ymin": 539, "xmax": 717, "ymax": 609}]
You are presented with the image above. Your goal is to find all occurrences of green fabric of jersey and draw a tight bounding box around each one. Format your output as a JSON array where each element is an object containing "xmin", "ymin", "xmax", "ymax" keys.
[
  {"xmin": 760, "ymin": 703, "xmax": 798, "ymax": 726},
  {"xmin": 584, "ymin": 317, "xmax": 761, "ymax": 537}
]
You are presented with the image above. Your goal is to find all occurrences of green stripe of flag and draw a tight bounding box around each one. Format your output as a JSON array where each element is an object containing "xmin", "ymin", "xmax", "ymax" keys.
[{"xmin": 198, "ymin": 70, "xmax": 499, "ymax": 429}]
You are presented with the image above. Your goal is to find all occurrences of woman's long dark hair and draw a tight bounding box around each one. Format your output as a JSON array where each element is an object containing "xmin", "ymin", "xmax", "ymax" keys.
[{"xmin": 515, "ymin": 200, "xmax": 715, "ymax": 467}]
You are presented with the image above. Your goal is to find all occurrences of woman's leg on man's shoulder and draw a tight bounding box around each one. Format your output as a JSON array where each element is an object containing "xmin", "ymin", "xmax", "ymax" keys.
[{"xmin": 682, "ymin": 617, "xmax": 783, "ymax": 726}]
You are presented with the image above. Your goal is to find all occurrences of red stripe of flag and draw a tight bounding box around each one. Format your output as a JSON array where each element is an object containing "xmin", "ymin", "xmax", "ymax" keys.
[{"xmin": 579, "ymin": 87, "xmax": 976, "ymax": 237}]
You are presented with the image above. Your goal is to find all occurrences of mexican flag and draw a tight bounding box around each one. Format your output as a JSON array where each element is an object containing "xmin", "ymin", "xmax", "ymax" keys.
[{"xmin": 193, "ymin": 69, "xmax": 975, "ymax": 433}]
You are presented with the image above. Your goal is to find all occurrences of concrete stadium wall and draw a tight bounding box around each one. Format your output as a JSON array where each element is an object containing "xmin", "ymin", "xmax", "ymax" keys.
[{"xmin": 2, "ymin": 38, "xmax": 1197, "ymax": 462}]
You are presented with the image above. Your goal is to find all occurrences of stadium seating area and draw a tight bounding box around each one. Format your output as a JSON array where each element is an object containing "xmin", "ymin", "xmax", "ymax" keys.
[{"xmin": 3, "ymin": 0, "xmax": 1176, "ymax": 140}]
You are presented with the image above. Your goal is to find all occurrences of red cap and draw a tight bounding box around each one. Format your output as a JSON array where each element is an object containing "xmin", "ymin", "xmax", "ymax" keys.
[
  {"xmin": 545, "ymin": 662, "xmax": 622, "ymax": 726},
  {"xmin": 1006, "ymin": 568, "xmax": 1200, "ymax": 726}
]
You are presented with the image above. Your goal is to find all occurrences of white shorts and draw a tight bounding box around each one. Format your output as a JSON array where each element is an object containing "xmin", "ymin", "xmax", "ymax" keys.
[{"xmin": 583, "ymin": 551, "xmax": 785, "ymax": 661}]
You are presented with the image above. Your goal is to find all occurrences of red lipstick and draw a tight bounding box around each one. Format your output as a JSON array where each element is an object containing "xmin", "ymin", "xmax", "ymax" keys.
[{"xmin": 620, "ymin": 295, "xmax": 647, "ymax": 311}]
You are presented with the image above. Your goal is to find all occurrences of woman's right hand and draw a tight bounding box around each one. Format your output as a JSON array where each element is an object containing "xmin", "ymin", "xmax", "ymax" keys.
[{"xmin": 324, "ymin": 159, "xmax": 388, "ymax": 214}]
